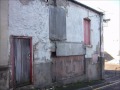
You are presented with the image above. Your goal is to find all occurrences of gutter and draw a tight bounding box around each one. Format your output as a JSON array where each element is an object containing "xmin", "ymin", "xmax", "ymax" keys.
[
  {"xmin": 99, "ymin": 13, "xmax": 104, "ymax": 79},
  {"xmin": 100, "ymin": 14, "xmax": 102, "ymax": 57}
]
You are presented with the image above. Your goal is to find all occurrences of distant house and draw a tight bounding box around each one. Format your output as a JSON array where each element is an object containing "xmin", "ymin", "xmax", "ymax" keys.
[{"xmin": 0, "ymin": 0, "xmax": 104, "ymax": 89}]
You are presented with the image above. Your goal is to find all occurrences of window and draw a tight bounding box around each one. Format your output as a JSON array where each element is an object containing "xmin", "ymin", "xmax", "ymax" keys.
[
  {"xmin": 84, "ymin": 18, "xmax": 91, "ymax": 45},
  {"xmin": 49, "ymin": 7, "xmax": 66, "ymax": 41}
]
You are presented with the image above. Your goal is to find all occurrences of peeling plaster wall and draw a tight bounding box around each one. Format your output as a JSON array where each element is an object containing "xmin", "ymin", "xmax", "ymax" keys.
[
  {"xmin": 9, "ymin": 0, "xmax": 50, "ymax": 63},
  {"xmin": 8, "ymin": 0, "xmax": 103, "ymax": 88},
  {"xmin": 66, "ymin": 2, "xmax": 101, "ymax": 58},
  {"xmin": 9, "ymin": 0, "xmax": 51, "ymax": 88}
]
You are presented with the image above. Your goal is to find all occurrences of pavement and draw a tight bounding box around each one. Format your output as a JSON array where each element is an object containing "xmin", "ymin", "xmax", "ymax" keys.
[{"xmin": 77, "ymin": 75, "xmax": 120, "ymax": 90}]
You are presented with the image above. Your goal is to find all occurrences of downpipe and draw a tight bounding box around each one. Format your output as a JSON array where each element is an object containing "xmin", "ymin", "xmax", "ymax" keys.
[{"xmin": 99, "ymin": 13, "xmax": 104, "ymax": 80}]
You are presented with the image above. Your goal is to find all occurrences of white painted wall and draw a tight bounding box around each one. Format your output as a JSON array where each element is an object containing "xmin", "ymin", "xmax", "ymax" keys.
[
  {"xmin": 66, "ymin": 2, "xmax": 101, "ymax": 58},
  {"xmin": 8, "ymin": 0, "xmax": 101, "ymax": 61},
  {"xmin": 9, "ymin": 0, "xmax": 51, "ymax": 63}
]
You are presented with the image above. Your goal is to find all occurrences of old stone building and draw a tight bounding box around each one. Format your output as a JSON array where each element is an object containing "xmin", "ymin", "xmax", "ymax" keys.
[{"xmin": 0, "ymin": 0, "xmax": 104, "ymax": 89}]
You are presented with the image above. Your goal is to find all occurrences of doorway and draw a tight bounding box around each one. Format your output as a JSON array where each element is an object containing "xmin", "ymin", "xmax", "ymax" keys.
[{"xmin": 11, "ymin": 36, "xmax": 32, "ymax": 87}]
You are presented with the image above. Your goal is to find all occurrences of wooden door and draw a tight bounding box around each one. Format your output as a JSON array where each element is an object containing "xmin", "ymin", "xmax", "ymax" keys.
[{"xmin": 12, "ymin": 37, "xmax": 32, "ymax": 87}]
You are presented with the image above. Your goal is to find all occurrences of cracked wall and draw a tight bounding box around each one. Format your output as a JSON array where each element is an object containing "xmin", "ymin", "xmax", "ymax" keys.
[{"xmin": 9, "ymin": 0, "xmax": 51, "ymax": 88}]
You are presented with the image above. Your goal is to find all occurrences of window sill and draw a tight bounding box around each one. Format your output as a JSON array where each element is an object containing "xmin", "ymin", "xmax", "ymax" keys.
[{"xmin": 85, "ymin": 45, "xmax": 93, "ymax": 48}]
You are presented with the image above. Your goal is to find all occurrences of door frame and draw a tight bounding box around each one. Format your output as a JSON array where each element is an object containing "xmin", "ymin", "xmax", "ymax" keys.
[{"xmin": 10, "ymin": 36, "xmax": 33, "ymax": 88}]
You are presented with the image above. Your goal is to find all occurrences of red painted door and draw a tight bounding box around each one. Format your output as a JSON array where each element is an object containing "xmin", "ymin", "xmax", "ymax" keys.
[
  {"xmin": 84, "ymin": 19, "xmax": 90, "ymax": 45},
  {"xmin": 12, "ymin": 37, "xmax": 32, "ymax": 87}
]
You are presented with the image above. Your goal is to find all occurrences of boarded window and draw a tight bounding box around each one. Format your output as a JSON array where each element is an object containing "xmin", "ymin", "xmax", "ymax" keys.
[
  {"xmin": 52, "ymin": 55, "xmax": 85, "ymax": 82},
  {"xmin": 49, "ymin": 7, "xmax": 66, "ymax": 41},
  {"xmin": 56, "ymin": 42, "xmax": 85, "ymax": 56},
  {"xmin": 84, "ymin": 18, "xmax": 91, "ymax": 45}
]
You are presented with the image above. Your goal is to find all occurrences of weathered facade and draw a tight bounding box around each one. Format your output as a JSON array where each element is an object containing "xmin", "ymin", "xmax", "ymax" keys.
[{"xmin": 0, "ymin": 0, "xmax": 104, "ymax": 89}]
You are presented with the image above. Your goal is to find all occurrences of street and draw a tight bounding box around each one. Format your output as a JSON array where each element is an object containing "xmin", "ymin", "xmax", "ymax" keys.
[
  {"xmin": 94, "ymin": 61, "xmax": 120, "ymax": 90},
  {"xmin": 94, "ymin": 79, "xmax": 120, "ymax": 90},
  {"xmin": 78, "ymin": 60, "xmax": 120, "ymax": 90}
]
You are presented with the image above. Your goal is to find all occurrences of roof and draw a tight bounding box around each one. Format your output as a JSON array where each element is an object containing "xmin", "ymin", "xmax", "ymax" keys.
[{"xmin": 68, "ymin": 0, "xmax": 104, "ymax": 15}]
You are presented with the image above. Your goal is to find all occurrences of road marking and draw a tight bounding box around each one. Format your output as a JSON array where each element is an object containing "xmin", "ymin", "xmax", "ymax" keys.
[{"xmin": 93, "ymin": 80, "xmax": 120, "ymax": 90}]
